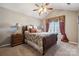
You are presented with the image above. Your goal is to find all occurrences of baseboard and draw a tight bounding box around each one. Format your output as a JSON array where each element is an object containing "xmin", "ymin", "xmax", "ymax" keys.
[
  {"xmin": 69, "ymin": 41, "xmax": 78, "ymax": 45},
  {"xmin": 0, "ymin": 44, "xmax": 10, "ymax": 47}
]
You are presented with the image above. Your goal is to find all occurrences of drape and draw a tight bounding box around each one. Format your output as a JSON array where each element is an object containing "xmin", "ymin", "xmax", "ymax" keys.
[
  {"xmin": 44, "ymin": 16, "xmax": 69, "ymax": 42},
  {"xmin": 45, "ymin": 19, "xmax": 49, "ymax": 32},
  {"xmin": 46, "ymin": 22, "xmax": 49, "ymax": 32},
  {"xmin": 59, "ymin": 16, "xmax": 69, "ymax": 42}
]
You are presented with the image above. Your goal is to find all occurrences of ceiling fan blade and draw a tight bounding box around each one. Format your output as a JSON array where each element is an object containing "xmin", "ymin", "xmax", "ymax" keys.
[
  {"xmin": 39, "ymin": 11, "xmax": 41, "ymax": 16},
  {"xmin": 33, "ymin": 9, "xmax": 38, "ymax": 11},
  {"xmin": 45, "ymin": 3, "xmax": 49, "ymax": 5},
  {"xmin": 47, "ymin": 8, "xmax": 53, "ymax": 10},
  {"xmin": 35, "ymin": 4, "xmax": 39, "ymax": 7},
  {"xmin": 67, "ymin": 3, "xmax": 71, "ymax": 5}
]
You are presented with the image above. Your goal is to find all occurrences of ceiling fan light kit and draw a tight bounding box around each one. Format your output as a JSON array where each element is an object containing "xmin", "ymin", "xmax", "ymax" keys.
[{"xmin": 33, "ymin": 3, "xmax": 53, "ymax": 16}]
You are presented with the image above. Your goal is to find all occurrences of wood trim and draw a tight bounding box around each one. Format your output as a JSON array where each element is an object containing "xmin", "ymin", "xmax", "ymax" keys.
[
  {"xmin": 46, "ymin": 15, "xmax": 65, "ymax": 21},
  {"xmin": 0, "ymin": 44, "xmax": 10, "ymax": 47},
  {"xmin": 69, "ymin": 41, "xmax": 78, "ymax": 45}
]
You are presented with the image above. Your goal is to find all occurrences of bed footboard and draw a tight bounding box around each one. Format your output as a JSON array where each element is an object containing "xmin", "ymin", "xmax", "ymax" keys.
[{"xmin": 42, "ymin": 34, "xmax": 58, "ymax": 55}]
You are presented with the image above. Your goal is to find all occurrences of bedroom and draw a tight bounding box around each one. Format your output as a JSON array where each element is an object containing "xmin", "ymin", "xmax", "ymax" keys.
[{"xmin": 0, "ymin": 3, "xmax": 79, "ymax": 56}]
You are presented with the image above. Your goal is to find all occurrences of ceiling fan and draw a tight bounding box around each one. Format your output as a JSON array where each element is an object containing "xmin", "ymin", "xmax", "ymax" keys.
[{"xmin": 33, "ymin": 3, "xmax": 53, "ymax": 15}]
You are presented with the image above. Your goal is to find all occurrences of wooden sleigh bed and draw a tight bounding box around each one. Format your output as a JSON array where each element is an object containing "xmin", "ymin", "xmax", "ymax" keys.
[{"xmin": 22, "ymin": 26, "xmax": 58, "ymax": 55}]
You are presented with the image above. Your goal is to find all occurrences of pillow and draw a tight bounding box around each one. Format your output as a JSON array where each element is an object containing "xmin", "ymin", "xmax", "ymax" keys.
[
  {"xmin": 22, "ymin": 25, "xmax": 28, "ymax": 31},
  {"xmin": 30, "ymin": 28, "xmax": 37, "ymax": 33},
  {"xmin": 28, "ymin": 28, "xmax": 31, "ymax": 32}
]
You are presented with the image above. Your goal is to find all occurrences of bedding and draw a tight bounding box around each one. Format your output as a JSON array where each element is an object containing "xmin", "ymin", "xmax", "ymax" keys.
[
  {"xmin": 22, "ymin": 25, "xmax": 58, "ymax": 55},
  {"xmin": 24, "ymin": 31, "xmax": 58, "ymax": 55}
]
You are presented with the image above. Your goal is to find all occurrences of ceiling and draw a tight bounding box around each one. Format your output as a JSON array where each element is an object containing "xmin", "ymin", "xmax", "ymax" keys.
[{"xmin": 0, "ymin": 3, "xmax": 79, "ymax": 19}]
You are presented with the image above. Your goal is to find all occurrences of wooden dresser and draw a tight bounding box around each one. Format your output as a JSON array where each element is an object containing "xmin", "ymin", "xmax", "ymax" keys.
[{"xmin": 11, "ymin": 33, "xmax": 24, "ymax": 47}]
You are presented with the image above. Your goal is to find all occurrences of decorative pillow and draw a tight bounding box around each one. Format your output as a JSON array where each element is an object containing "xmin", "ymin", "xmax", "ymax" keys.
[
  {"xmin": 27, "ymin": 25, "xmax": 33, "ymax": 32},
  {"xmin": 28, "ymin": 28, "xmax": 32, "ymax": 32},
  {"xmin": 25, "ymin": 31, "xmax": 29, "ymax": 33},
  {"xmin": 31, "ymin": 28, "xmax": 37, "ymax": 33}
]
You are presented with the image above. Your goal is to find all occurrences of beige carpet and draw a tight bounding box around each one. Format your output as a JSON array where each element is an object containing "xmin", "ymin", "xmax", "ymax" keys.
[{"xmin": 0, "ymin": 40, "xmax": 79, "ymax": 56}]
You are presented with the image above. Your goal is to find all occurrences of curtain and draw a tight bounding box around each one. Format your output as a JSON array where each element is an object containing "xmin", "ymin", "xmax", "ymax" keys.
[
  {"xmin": 48, "ymin": 21, "xmax": 60, "ymax": 33},
  {"xmin": 46, "ymin": 23, "xmax": 49, "ymax": 32},
  {"xmin": 45, "ymin": 19, "xmax": 49, "ymax": 32},
  {"xmin": 48, "ymin": 22, "xmax": 53, "ymax": 32},
  {"xmin": 59, "ymin": 16, "xmax": 69, "ymax": 42}
]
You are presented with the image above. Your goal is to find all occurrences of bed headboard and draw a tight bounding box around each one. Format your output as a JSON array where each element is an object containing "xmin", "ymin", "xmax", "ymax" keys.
[
  {"xmin": 22, "ymin": 25, "xmax": 28, "ymax": 40},
  {"xmin": 22, "ymin": 25, "xmax": 38, "ymax": 39}
]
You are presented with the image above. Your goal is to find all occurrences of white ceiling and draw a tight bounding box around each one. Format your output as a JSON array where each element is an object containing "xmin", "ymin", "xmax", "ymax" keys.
[{"xmin": 0, "ymin": 3, "xmax": 79, "ymax": 19}]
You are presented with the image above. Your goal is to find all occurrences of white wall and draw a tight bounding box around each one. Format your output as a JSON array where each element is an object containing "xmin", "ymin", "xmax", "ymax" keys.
[
  {"xmin": 0, "ymin": 7, "xmax": 41, "ymax": 45},
  {"xmin": 78, "ymin": 12, "xmax": 79, "ymax": 15},
  {"xmin": 0, "ymin": 7, "xmax": 41, "ymax": 27},
  {"xmin": 46, "ymin": 10, "xmax": 78, "ymax": 43},
  {"xmin": 77, "ymin": 12, "xmax": 79, "ymax": 47}
]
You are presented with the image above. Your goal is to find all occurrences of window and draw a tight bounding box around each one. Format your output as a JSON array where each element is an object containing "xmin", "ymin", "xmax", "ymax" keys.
[{"xmin": 48, "ymin": 20, "xmax": 60, "ymax": 33}]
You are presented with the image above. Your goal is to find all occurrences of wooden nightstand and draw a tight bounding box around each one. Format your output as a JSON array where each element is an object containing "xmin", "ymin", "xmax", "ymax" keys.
[{"xmin": 11, "ymin": 33, "xmax": 24, "ymax": 47}]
